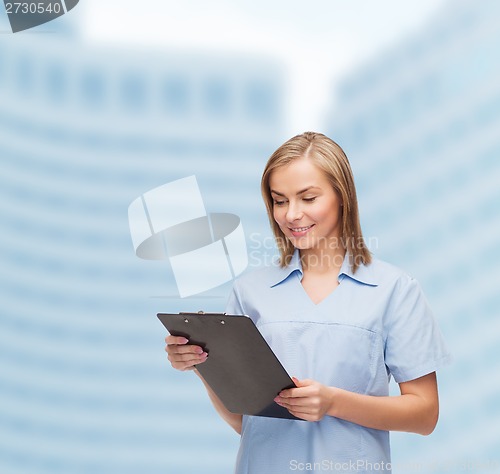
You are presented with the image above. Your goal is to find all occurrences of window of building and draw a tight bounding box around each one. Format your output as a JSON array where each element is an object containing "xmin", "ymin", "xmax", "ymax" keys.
[
  {"xmin": 163, "ymin": 76, "xmax": 190, "ymax": 116},
  {"xmin": 244, "ymin": 80, "xmax": 278, "ymax": 123},
  {"xmin": 120, "ymin": 73, "xmax": 147, "ymax": 111},
  {"xmin": 16, "ymin": 54, "xmax": 34, "ymax": 96},
  {"xmin": 202, "ymin": 78, "xmax": 231, "ymax": 118},
  {"xmin": 80, "ymin": 69, "xmax": 105, "ymax": 107},
  {"xmin": 46, "ymin": 62, "xmax": 66, "ymax": 104}
]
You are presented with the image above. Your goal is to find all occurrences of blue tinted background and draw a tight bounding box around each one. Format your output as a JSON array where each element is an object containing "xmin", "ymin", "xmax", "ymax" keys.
[{"xmin": 0, "ymin": 1, "xmax": 499, "ymax": 473}]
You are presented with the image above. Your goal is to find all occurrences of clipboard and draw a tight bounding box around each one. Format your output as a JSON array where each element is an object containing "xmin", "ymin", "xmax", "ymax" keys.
[{"xmin": 157, "ymin": 312, "xmax": 300, "ymax": 420}]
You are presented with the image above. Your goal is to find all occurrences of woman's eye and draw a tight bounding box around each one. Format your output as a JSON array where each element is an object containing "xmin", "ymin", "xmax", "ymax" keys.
[
  {"xmin": 303, "ymin": 197, "xmax": 317, "ymax": 203},
  {"xmin": 273, "ymin": 200, "xmax": 286, "ymax": 206}
]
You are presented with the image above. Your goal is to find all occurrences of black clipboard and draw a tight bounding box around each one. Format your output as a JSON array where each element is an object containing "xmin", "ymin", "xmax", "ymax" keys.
[{"xmin": 157, "ymin": 312, "xmax": 300, "ymax": 420}]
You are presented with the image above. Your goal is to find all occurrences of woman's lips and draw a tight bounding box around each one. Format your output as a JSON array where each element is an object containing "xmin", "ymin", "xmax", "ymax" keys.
[{"xmin": 289, "ymin": 224, "xmax": 314, "ymax": 237}]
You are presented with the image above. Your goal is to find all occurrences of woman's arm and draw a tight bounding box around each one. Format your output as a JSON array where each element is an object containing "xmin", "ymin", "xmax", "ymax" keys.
[
  {"xmin": 165, "ymin": 335, "xmax": 242, "ymax": 434},
  {"xmin": 194, "ymin": 369, "xmax": 243, "ymax": 434},
  {"xmin": 275, "ymin": 372, "xmax": 439, "ymax": 435}
]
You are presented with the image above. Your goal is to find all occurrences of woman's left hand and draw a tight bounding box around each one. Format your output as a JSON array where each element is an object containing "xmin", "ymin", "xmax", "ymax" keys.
[{"xmin": 274, "ymin": 377, "xmax": 335, "ymax": 422}]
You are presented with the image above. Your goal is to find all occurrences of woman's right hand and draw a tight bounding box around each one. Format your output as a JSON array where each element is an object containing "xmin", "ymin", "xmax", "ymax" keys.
[{"xmin": 165, "ymin": 335, "xmax": 208, "ymax": 371}]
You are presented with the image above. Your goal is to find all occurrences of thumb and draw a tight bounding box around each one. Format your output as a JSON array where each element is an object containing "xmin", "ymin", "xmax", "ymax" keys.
[{"xmin": 292, "ymin": 377, "xmax": 312, "ymax": 387}]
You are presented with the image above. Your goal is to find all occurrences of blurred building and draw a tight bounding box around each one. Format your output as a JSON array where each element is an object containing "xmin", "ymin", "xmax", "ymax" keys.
[
  {"xmin": 0, "ymin": 26, "xmax": 284, "ymax": 474},
  {"xmin": 326, "ymin": 0, "xmax": 500, "ymax": 469}
]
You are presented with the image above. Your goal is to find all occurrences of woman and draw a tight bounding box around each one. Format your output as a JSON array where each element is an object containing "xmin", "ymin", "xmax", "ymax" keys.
[{"xmin": 166, "ymin": 132, "xmax": 451, "ymax": 473}]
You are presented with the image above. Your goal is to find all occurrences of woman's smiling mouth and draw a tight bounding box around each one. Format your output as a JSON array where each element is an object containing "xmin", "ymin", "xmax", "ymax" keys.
[{"xmin": 289, "ymin": 224, "xmax": 315, "ymax": 236}]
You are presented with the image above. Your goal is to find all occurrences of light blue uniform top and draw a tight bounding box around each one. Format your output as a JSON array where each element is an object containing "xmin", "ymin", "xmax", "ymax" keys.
[{"xmin": 225, "ymin": 250, "xmax": 451, "ymax": 474}]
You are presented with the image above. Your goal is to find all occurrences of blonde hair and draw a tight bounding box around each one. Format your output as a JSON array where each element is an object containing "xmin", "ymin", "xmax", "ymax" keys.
[{"xmin": 261, "ymin": 131, "xmax": 371, "ymax": 272}]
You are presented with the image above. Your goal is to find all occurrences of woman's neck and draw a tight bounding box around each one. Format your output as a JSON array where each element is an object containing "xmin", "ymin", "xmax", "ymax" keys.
[{"xmin": 299, "ymin": 246, "xmax": 346, "ymax": 274}]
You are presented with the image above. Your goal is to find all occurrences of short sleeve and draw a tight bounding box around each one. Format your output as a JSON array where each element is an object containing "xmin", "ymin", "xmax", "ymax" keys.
[{"xmin": 384, "ymin": 275, "xmax": 452, "ymax": 383}]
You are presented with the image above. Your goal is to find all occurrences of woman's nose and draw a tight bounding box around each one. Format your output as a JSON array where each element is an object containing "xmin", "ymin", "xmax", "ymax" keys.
[{"xmin": 286, "ymin": 201, "xmax": 303, "ymax": 222}]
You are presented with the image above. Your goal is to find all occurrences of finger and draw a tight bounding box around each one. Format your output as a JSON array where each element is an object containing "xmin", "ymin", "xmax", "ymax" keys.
[
  {"xmin": 279, "ymin": 378, "xmax": 317, "ymax": 398},
  {"xmin": 278, "ymin": 386, "xmax": 313, "ymax": 399},
  {"xmin": 288, "ymin": 409, "xmax": 318, "ymax": 422},
  {"xmin": 291, "ymin": 378, "xmax": 314, "ymax": 388},
  {"xmin": 275, "ymin": 395, "xmax": 311, "ymax": 409},
  {"xmin": 275, "ymin": 397, "xmax": 317, "ymax": 417},
  {"xmin": 168, "ymin": 351, "xmax": 208, "ymax": 364},
  {"xmin": 172, "ymin": 359, "xmax": 204, "ymax": 371},
  {"xmin": 170, "ymin": 353, "xmax": 208, "ymax": 371},
  {"xmin": 165, "ymin": 335, "xmax": 189, "ymax": 345},
  {"xmin": 165, "ymin": 343, "xmax": 204, "ymax": 355}
]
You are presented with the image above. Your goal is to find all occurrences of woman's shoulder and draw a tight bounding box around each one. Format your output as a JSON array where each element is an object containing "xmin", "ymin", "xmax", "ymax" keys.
[
  {"xmin": 361, "ymin": 257, "xmax": 430, "ymax": 315},
  {"xmin": 363, "ymin": 256, "xmax": 419, "ymax": 288}
]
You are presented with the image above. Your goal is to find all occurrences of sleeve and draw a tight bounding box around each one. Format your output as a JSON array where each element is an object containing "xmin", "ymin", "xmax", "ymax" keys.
[{"xmin": 384, "ymin": 275, "xmax": 452, "ymax": 383}]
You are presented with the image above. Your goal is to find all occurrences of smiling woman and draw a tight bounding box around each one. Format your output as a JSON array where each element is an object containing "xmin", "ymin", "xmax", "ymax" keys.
[
  {"xmin": 269, "ymin": 160, "xmax": 343, "ymax": 255},
  {"xmin": 270, "ymin": 164, "xmax": 345, "ymax": 304},
  {"xmin": 165, "ymin": 131, "xmax": 451, "ymax": 474},
  {"xmin": 262, "ymin": 132, "xmax": 371, "ymax": 275}
]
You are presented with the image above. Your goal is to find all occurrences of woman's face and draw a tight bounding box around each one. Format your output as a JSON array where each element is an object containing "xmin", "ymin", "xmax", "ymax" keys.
[{"xmin": 269, "ymin": 157, "xmax": 342, "ymax": 253}]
